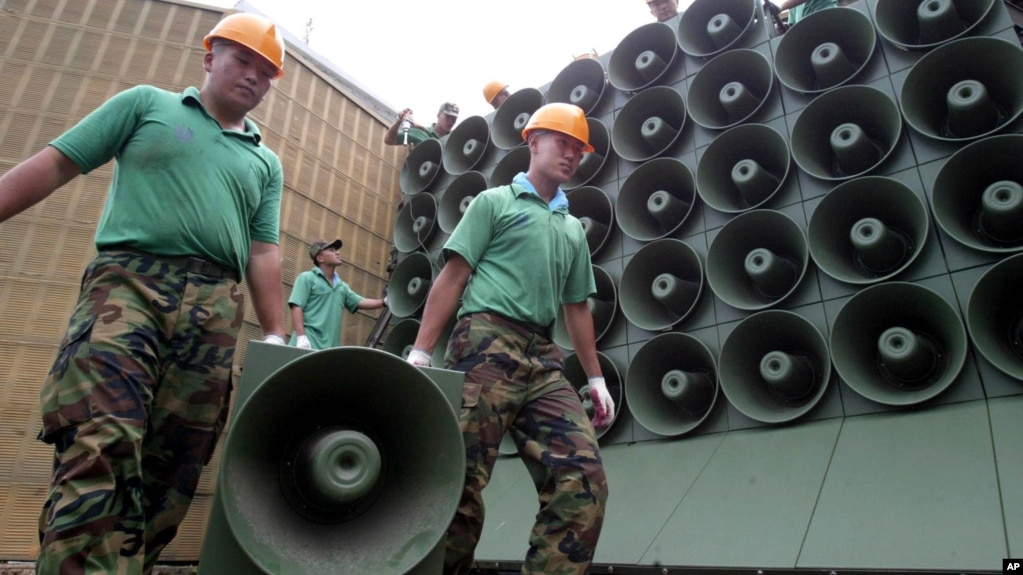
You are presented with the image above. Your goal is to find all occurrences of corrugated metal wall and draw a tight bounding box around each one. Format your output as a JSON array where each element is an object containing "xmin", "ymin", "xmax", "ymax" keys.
[{"xmin": 0, "ymin": 0, "xmax": 403, "ymax": 561}]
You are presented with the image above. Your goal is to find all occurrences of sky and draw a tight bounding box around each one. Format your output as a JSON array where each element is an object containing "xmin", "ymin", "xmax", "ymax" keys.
[{"xmin": 201, "ymin": 0, "xmax": 696, "ymax": 123}]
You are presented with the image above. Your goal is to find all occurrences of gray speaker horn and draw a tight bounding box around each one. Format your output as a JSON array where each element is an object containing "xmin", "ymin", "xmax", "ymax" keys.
[
  {"xmin": 677, "ymin": 0, "xmax": 758, "ymax": 59},
  {"xmin": 443, "ymin": 115, "xmax": 492, "ymax": 176},
  {"xmin": 900, "ymin": 37, "xmax": 1023, "ymax": 144},
  {"xmin": 566, "ymin": 186, "xmax": 615, "ymax": 257},
  {"xmin": 393, "ymin": 193, "xmax": 438, "ymax": 254},
  {"xmin": 931, "ymin": 134, "xmax": 1023, "ymax": 254},
  {"xmin": 808, "ymin": 176, "xmax": 930, "ymax": 285},
  {"xmin": 489, "ymin": 146, "xmax": 531, "ymax": 188},
  {"xmin": 626, "ymin": 332, "xmax": 719, "ymax": 437},
  {"xmin": 609, "ymin": 22, "xmax": 680, "ymax": 92},
  {"xmin": 774, "ymin": 7, "xmax": 878, "ymax": 95},
  {"xmin": 565, "ymin": 118, "xmax": 611, "ymax": 191},
  {"xmin": 564, "ymin": 351, "xmax": 624, "ymax": 439},
  {"xmin": 706, "ymin": 209, "xmax": 808, "ymax": 311},
  {"xmin": 553, "ymin": 265, "xmax": 617, "ymax": 350},
  {"xmin": 874, "ymin": 0, "xmax": 999, "ymax": 51},
  {"xmin": 382, "ymin": 317, "xmax": 421, "ymax": 360},
  {"xmin": 386, "ymin": 252, "xmax": 435, "ymax": 319},
  {"xmin": 830, "ymin": 281, "xmax": 968, "ymax": 406},
  {"xmin": 438, "ymin": 171, "xmax": 487, "ymax": 234},
  {"xmin": 790, "ymin": 84, "xmax": 902, "ymax": 181},
  {"xmin": 399, "ymin": 138, "xmax": 443, "ymax": 195},
  {"xmin": 611, "ymin": 85, "xmax": 687, "ymax": 163},
  {"xmin": 967, "ymin": 253, "xmax": 1023, "ymax": 381},
  {"xmin": 696, "ymin": 123, "xmax": 790, "ymax": 214},
  {"xmin": 546, "ymin": 57, "xmax": 609, "ymax": 115},
  {"xmin": 491, "ymin": 88, "xmax": 543, "ymax": 150},
  {"xmin": 719, "ymin": 309, "xmax": 831, "ymax": 424},
  {"xmin": 616, "ymin": 157, "xmax": 696, "ymax": 242},
  {"xmin": 687, "ymin": 48, "xmax": 774, "ymax": 130},
  {"xmin": 620, "ymin": 238, "xmax": 704, "ymax": 332}
]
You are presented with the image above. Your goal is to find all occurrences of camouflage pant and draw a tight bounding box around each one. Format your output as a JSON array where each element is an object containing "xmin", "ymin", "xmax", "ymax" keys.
[
  {"xmin": 35, "ymin": 250, "xmax": 243, "ymax": 575},
  {"xmin": 443, "ymin": 312, "xmax": 608, "ymax": 575}
]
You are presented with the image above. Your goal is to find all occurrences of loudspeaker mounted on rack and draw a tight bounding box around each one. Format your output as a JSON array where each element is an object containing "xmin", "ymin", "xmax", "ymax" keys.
[
  {"xmin": 438, "ymin": 171, "xmax": 487, "ymax": 234},
  {"xmin": 790, "ymin": 84, "xmax": 903, "ymax": 181},
  {"xmin": 706, "ymin": 209, "xmax": 808, "ymax": 311},
  {"xmin": 829, "ymin": 282, "xmax": 968, "ymax": 406},
  {"xmin": 565, "ymin": 186, "xmax": 615, "ymax": 258},
  {"xmin": 619, "ymin": 238, "xmax": 704, "ymax": 332},
  {"xmin": 489, "ymin": 146, "xmax": 532, "ymax": 188},
  {"xmin": 874, "ymin": 0, "xmax": 999, "ymax": 51},
  {"xmin": 386, "ymin": 252, "xmax": 435, "ymax": 319},
  {"xmin": 626, "ymin": 332, "xmax": 719, "ymax": 437},
  {"xmin": 611, "ymin": 85, "xmax": 687, "ymax": 163},
  {"xmin": 696, "ymin": 123, "xmax": 790, "ymax": 213},
  {"xmin": 718, "ymin": 309, "xmax": 831, "ymax": 424},
  {"xmin": 564, "ymin": 351, "xmax": 624, "ymax": 439},
  {"xmin": 967, "ymin": 253, "xmax": 1023, "ymax": 381},
  {"xmin": 443, "ymin": 115, "xmax": 492, "ymax": 176},
  {"xmin": 808, "ymin": 176, "xmax": 930, "ymax": 285},
  {"xmin": 687, "ymin": 48, "xmax": 775, "ymax": 130},
  {"xmin": 677, "ymin": 0, "xmax": 759, "ymax": 60},
  {"xmin": 546, "ymin": 57, "xmax": 609, "ymax": 115},
  {"xmin": 616, "ymin": 157, "xmax": 696, "ymax": 242},
  {"xmin": 382, "ymin": 317, "xmax": 421, "ymax": 360},
  {"xmin": 491, "ymin": 87, "xmax": 543, "ymax": 150},
  {"xmin": 608, "ymin": 21, "xmax": 679, "ymax": 92},
  {"xmin": 399, "ymin": 138, "xmax": 443, "ymax": 195},
  {"xmin": 553, "ymin": 265, "xmax": 617, "ymax": 350},
  {"xmin": 774, "ymin": 7, "xmax": 878, "ymax": 95},
  {"xmin": 565, "ymin": 118, "xmax": 611, "ymax": 190},
  {"xmin": 393, "ymin": 192, "xmax": 438, "ymax": 254}
]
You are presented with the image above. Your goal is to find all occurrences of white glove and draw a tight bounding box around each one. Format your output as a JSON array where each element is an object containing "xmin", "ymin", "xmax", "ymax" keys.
[
  {"xmin": 262, "ymin": 334, "xmax": 286, "ymax": 346},
  {"xmin": 295, "ymin": 334, "xmax": 312, "ymax": 349},
  {"xmin": 383, "ymin": 296, "xmax": 389, "ymax": 307},
  {"xmin": 407, "ymin": 348, "xmax": 432, "ymax": 367},
  {"xmin": 587, "ymin": 376, "xmax": 615, "ymax": 429}
]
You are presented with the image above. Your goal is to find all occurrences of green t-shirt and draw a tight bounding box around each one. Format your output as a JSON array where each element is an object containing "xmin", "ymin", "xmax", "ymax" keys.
[
  {"xmin": 443, "ymin": 174, "xmax": 595, "ymax": 328},
  {"xmin": 400, "ymin": 124, "xmax": 440, "ymax": 148},
  {"xmin": 287, "ymin": 267, "xmax": 364, "ymax": 349},
  {"xmin": 788, "ymin": 0, "xmax": 837, "ymax": 24},
  {"xmin": 50, "ymin": 85, "xmax": 283, "ymax": 275}
]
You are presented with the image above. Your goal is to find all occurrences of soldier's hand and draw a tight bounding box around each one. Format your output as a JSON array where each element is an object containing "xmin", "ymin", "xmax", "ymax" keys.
[
  {"xmin": 587, "ymin": 376, "xmax": 616, "ymax": 429},
  {"xmin": 407, "ymin": 348, "xmax": 432, "ymax": 367}
]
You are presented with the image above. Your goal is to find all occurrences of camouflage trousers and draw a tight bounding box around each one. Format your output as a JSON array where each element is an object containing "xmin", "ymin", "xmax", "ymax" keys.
[
  {"xmin": 443, "ymin": 312, "xmax": 608, "ymax": 575},
  {"xmin": 35, "ymin": 250, "xmax": 243, "ymax": 575}
]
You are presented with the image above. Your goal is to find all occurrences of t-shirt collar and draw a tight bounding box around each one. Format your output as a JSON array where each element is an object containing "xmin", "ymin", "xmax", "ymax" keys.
[
  {"xmin": 182, "ymin": 86, "xmax": 262, "ymax": 144},
  {"xmin": 512, "ymin": 172, "xmax": 568, "ymax": 211}
]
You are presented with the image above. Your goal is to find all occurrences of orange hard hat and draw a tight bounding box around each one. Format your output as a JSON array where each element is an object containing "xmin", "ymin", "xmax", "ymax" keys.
[
  {"xmin": 521, "ymin": 103, "xmax": 595, "ymax": 153},
  {"xmin": 204, "ymin": 13, "xmax": 285, "ymax": 78},
  {"xmin": 483, "ymin": 80, "xmax": 509, "ymax": 105}
]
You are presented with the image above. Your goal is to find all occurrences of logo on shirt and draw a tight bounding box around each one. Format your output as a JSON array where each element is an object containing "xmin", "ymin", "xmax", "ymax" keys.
[{"xmin": 174, "ymin": 125, "xmax": 194, "ymax": 142}]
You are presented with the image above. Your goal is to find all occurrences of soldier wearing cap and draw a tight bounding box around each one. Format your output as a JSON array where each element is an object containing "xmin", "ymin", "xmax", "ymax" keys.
[
  {"xmin": 384, "ymin": 101, "xmax": 459, "ymax": 148},
  {"xmin": 288, "ymin": 239, "xmax": 388, "ymax": 350}
]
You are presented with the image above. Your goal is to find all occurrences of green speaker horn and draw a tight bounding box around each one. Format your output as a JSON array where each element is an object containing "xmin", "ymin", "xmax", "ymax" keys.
[
  {"xmin": 491, "ymin": 87, "xmax": 543, "ymax": 150},
  {"xmin": 611, "ymin": 85, "xmax": 687, "ymax": 163},
  {"xmin": 790, "ymin": 84, "xmax": 902, "ymax": 181},
  {"xmin": 382, "ymin": 317, "xmax": 421, "ymax": 360},
  {"xmin": 564, "ymin": 351, "xmax": 624, "ymax": 439},
  {"xmin": 393, "ymin": 192, "xmax": 437, "ymax": 254},
  {"xmin": 566, "ymin": 186, "xmax": 615, "ymax": 257},
  {"xmin": 553, "ymin": 265, "xmax": 617, "ymax": 350},
  {"xmin": 386, "ymin": 252, "xmax": 434, "ymax": 318},
  {"xmin": 719, "ymin": 309, "xmax": 831, "ymax": 424},
  {"xmin": 696, "ymin": 123, "xmax": 790, "ymax": 214},
  {"xmin": 620, "ymin": 238, "xmax": 704, "ymax": 331},
  {"xmin": 900, "ymin": 37, "xmax": 1023, "ymax": 143},
  {"xmin": 967, "ymin": 253, "xmax": 1023, "ymax": 381},
  {"xmin": 626, "ymin": 332, "xmax": 719, "ymax": 437},
  {"xmin": 830, "ymin": 281, "xmax": 968, "ymax": 406},
  {"xmin": 438, "ymin": 170, "xmax": 487, "ymax": 234},
  {"xmin": 677, "ymin": 0, "xmax": 758, "ymax": 59},
  {"xmin": 443, "ymin": 115, "xmax": 492, "ymax": 176},
  {"xmin": 808, "ymin": 176, "xmax": 930, "ymax": 285},
  {"xmin": 616, "ymin": 157, "xmax": 696, "ymax": 241},
  {"xmin": 399, "ymin": 138, "xmax": 443, "ymax": 195},
  {"xmin": 774, "ymin": 7, "xmax": 877, "ymax": 94},
  {"xmin": 707, "ymin": 209, "xmax": 808, "ymax": 311},
  {"xmin": 215, "ymin": 347, "xmax": 464, "ymax": 575},
  {"xmin": 874, "ymin": 0, "xmax": 998, "ymax": 51},
  {"xmin": 565, "ymin": 118, "xmax": 611, "ymax": 191},
  {"xmin": 489, "ymin": 146, "xmax": 531, "ymax": 188},
  {"xmin": 931, "ymin": 134, "xmax": 1023, "ymax": 254},
  {"xmin": 546, "ymin": 57, "xmax": 608, "ymax": 115},
  {"xmin": 687, "ymin": 49, "xmax": 774, "ymax": 130},
  {"xmin": 608, "ymin": 21, "xmax": 679, "ymax": 92}
]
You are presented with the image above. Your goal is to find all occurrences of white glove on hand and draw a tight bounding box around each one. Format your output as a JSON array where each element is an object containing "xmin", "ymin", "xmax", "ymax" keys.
[
  {"xmin": 383, "ymin": 296, "xmax": 389, "ymax": 307},
  {"xmin": 407, "ymin": 348, "xmax": 432, "ymax": 367},
  {"xmin": 295, "ymin": 334, "xmax": 312, "ymax": 349},
  {"xmin": 262, "ymin": 334, "xmax": 286, "ymax": 346},
  {"xmin": 587, "ymin": 376, "xmax": 615, "ymax": 429}
]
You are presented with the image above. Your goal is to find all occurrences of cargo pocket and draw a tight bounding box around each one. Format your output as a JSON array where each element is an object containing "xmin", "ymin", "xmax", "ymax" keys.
[
  {"xmin": 460, "ymin": 379, "xmax": 484, "ymax": 477},
  {"xmin": 39, "ymin": 313, "xmax": 97, "ymax": 443}
]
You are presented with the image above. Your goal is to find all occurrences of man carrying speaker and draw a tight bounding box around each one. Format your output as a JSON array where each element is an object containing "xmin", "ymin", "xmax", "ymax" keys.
[
  {"xmin": 288, "ymin": 238, "xmax": 388, "ymax": 350},
  {"xmin": 383, "ymin": 101, "xmax": 460, "ymax": 148},
  {"xmin": 406, "ymin": 102, "xmax": 613, "ymax": 575},
  {"xmin": 0, "ymin": 12, "xmax": 289, "ymax": 575}
]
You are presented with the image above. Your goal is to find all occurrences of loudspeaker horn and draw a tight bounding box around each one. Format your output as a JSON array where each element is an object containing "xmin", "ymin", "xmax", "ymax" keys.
[
  {"xmin": 620, "ymin": 238, "xmax": 704, "ymax": 332},
  {"xmin": 677, "ymin": 0, "xmax": 758, "ymax": 59},
  {"xmin": 564, "ymin": 350, "xmax": 624, "ymax": 439},
  {"xmin": 790, "ymin": 84, "xmax": 902, "ymax": 181},
  {"xmin": 546, "ymin": 57, "xmax": 609, "ymax": 115},
  {"xmin": 399, "ymin": 138, "xmax": 443, "ymax": 195},
  {"xmin": 696, "ymin": 123, "xmax": 790, "ymax": 214},
  {"xmin": 900, "ymin": 37, "xmax": 1023, "ymax": 143},
  {"xmin": 874, "ymin": 0, "xmax": 998, "ymax": 51},
  {"xmin": 774, "ymin": 7, "xmax": 878, "ymax": 95},
  {"xmin": 489, "ymin": 146, "xmax": 532, "ymax": 188},
  {"xmin": 566, "ymin": 185, "xmax": 615, "ymax": 257},
  {"xmin": 443, "ymin": 115, "xmax": 492, "ymax": 176},
  {"xmin": 706, "ymin": 209, "xmax": 808, "ymax": 311},
  {"xmin": 687, "ymin": 48, "xmax": 774, "ymax": 130},
  {"xmin": 553, "ymin": 265, "xmax": 618, "ymax": 350},
  {"xmin": 830, "ymin": 281, "xmax": 968, "ymax": 406},
  {"xmin": 382, "ymin": 317, "xmax": 421, "ymax": 360},
  {"xmin": 719, "ymin": 309, "xmax": 831, "ymax": 424},
  {"xmin": 438, "ymin": 171, "xmax": 487, "ymax": 234},
  {"xmin": 393, "ymin": 192, "xmax": 438, "ymax": 254},
  {"xmin": 491, "ymin": 87, "xmax": 543, "ymax": 150},
  {"xmin": 808, "ymin": 176, "xmax": 930, "ymax": 285},
  {"xmin": 611, "ymin": 85, "xmax": 687, "ymax": 163},
  {"xmin": 608, "ymin": 21, "xmax": 679, "ymax": 92},
  {"xmin": 386, "ymin": 252, "xmax": 435, "ymax": 318},
  {"xmin": 967, "ymin": 253, "xmax": 1023, "ymax": 381},
  {"xmin": 565, "ymin": 118, "xmax": 611, "ymax": 191},
  {"xmin": 931, "ymin": 134, "xmax": 1023, "ymax": 254},
  {"xmin": 616, "ymin": 157, "xmax": 696, "ymax": 241},
  {"xmin": 217, "ymin": 347, "xmax": 464, "ymax": 575},
  {"xmin": 626, "ymin": 332, "xmax": 719, "ymax": 437}
]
